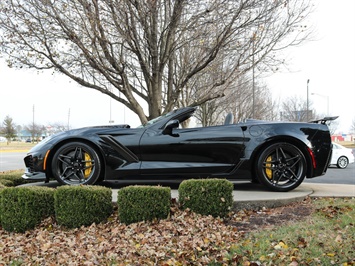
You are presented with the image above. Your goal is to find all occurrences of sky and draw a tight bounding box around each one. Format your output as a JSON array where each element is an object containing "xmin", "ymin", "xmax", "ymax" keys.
[
  {"xmin": 0, "ymin": 0, "xmax": 354, "ymax": 133},
  {"xmin": 264, "ymin": 0, "xmax": 355, "ymax": 133}
]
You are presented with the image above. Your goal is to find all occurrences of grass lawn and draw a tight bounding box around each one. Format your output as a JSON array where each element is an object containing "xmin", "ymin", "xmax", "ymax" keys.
[{"xmin": 0, "ymin": 141, "xmax": 35, "ymax": 152}]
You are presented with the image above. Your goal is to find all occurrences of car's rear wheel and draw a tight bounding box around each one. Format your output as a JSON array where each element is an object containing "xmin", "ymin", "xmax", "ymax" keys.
[
  {"xmin": 336, "ymin": 156, "xmax": 348, "ymax": 169},
  {"xmin": 51, "ymin": 142, "xmax": 101, "ymax": 185},
  {"xmin": 256, "ymin": 142, "xmax": 307, "ymax": 192}
]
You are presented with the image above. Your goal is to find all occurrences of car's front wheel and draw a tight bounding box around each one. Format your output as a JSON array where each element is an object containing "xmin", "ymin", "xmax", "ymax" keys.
[
  {"xmin": 336, "ymin": 156, "xmax": 348, "ymax": 169},
  {"xmin": 256, "ymin": 142, "xmax": 307, "ymax": 192},
  {"xmin": 51, "ymin": 142, "xmax": 102, "ymax": 185}
]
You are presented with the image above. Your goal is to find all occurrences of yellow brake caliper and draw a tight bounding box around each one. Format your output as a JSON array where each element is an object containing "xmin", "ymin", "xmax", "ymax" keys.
[
  {"xmin": 84, "ymin": 153, "xmax": 93, "ymax": 179},
  {"xmin": 265, "ymin": 156, "xmax": 273, "ymax": 179}
]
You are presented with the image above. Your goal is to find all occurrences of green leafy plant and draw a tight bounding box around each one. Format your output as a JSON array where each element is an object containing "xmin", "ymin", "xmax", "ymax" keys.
[
  {"xmin": 54, "ymin": 185, "xmax": 113, "ymax": 228},
  {"xmin": 0, "ymin": 170, "xmax": 31, "ymax": 187},
  {"xmin": 0, "ymin": 186, "xmax": 55, "ymax": 232},
  {"xmin": 117, "ymin": 185, "xmax": 171, "ymax": 224},
  {"xmin": 178, "ymin": 178, "xmax": 233, "ymax": 217}
]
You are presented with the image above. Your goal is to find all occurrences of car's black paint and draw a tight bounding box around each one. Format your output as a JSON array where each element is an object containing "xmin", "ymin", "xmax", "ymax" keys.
[{"xmin": 23, "ymin": 107, "xmax": 333, "ymax": 191}]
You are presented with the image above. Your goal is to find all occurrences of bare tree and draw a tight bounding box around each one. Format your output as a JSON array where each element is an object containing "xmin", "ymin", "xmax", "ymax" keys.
[
  {"xmin": 194, "ymin": 73, "xmax": 278, "ymax": 126},
  {"xmin": 226, "ymin": 76, "xmax": 278, "ymax": 122},
  {"xmin": 327, "ymin": 120, "xmax": 339, "ymax": 135},
  {"xmin": 0, "ymin": 0, "xmax": 313, "ymax": 124},
  {"xmin": 280, "ymin": 95, "xmax": 316, "ymax": 122},
  {"xmin": 26, "ymin": 123, "xmax": 45, "ymax": 142}
]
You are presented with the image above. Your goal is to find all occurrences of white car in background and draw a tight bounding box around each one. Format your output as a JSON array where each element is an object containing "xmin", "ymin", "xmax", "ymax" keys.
[{"xmin": 330, "ymin": 143, "xmax": 355, "ymax": 169}]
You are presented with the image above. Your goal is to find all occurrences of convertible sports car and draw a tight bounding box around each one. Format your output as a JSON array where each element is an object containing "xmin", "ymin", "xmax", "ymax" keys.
[{"xmin": 23, "ymin": 107, "xmax": 335, "ymax": 192}]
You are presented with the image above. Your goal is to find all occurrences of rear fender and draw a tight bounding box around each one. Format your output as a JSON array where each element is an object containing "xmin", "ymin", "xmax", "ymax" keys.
[{"xmin": 250, "ymin": 137, "xmax": 314, "ymax": 178}]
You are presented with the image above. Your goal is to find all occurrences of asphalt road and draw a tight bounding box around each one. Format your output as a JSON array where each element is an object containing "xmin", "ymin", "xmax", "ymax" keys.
[
  {"xmin": 304, "ymin": 163, "xmax": 355, "ymax": 185},
  {"xmin": 0, "ymin": 152, "xmax": 27, "ymax": 172},
  {"xmin": 1, "ymin": 150, "xmax": 354, "ymax": 185}
]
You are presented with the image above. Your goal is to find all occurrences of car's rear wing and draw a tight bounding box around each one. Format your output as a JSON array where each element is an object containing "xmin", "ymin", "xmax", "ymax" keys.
[{"xmin": 310, "ymin": 116, "xmax": 339, "ymax": 125}]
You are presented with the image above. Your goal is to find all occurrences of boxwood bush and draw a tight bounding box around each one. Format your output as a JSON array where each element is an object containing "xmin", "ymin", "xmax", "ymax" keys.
[
  {"xmin": 117, "ymin": 185, "xmax": 171, "ymax": 224},
  {"xmin": 0, "ymin": 170, "xmax": 25, "ymax": 187},
  {"xmin": 54, "ymin": 185, "xmax": 113, "ymax": 228},
  {"xmin": 0, "ymin": 186, "xmax": 55, "ymax": 232},
  {"xmin": 178, "ymin": 178, "xmax": 233, "ymax": 217}
]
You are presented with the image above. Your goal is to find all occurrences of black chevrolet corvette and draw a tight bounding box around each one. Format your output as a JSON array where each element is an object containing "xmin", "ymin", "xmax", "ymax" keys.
[{"xmin": 23, "ymin": 107, "xmax": 335, "ymax": 192}]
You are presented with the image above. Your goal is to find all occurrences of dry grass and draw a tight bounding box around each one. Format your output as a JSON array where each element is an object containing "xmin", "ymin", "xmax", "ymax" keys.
[
  {"xmin": 334, "ymin": 140, "xmax": 355, "ymax": 148},
  {"xmin": 0, "ymin": 141, "xmax": 35, "ymax": 152}
]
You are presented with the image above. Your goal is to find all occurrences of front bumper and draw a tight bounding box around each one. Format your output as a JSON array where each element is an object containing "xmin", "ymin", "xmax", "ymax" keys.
[
  {"xmin": 22, "ymin": 154, "xmax": 46, "ymax": 181},
  {"xmin": 22, "ymin": 170, "xmax": 46, "ymax": 181}
]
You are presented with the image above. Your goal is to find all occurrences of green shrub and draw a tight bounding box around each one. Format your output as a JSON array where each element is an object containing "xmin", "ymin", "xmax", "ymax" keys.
[
  {"xmin": 0, "ymin": 179, "xmax": 14, "ymax": 187},
  {"xmin": 117, "ymin": 185, "xmax": 171, "ymax": 224},
  {"xmin": 0, "ymin": 170, "xmax": 32, "ymax": 187},
  {"xmin": 54, "ymin": 185, "xmax": 113, "ymax": 228},
  {"xmin": 178, "ymin": 178, "xmax": 233, "ymax": 217},
  {"xmin": 0, "ymin": 186, "xmax": 55, "ymax": 232}
]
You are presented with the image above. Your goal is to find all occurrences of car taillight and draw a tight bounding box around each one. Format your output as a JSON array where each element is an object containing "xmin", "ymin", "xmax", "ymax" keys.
[{"xmin": 307, "ymin": 147, "xmax": 317, "ymax": 169}]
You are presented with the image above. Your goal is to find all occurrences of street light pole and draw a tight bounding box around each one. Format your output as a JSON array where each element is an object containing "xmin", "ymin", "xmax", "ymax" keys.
[
  {"xmin": 306, "ymin": 79, "xmax": 310, "ymax": 121},
  {"xmin": 109, "ymin": 98, "xmax": 114, "ymax": 124}
]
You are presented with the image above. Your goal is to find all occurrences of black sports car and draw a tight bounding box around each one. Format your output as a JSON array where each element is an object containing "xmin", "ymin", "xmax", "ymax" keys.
[{"xmin": 23, "ymin": 107, "xmax": 335, "ymax": 192}]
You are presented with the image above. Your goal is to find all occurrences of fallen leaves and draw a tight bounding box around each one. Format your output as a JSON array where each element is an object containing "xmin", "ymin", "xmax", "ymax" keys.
[
  {"xmin": 0, "ymin": 207, "xmax": 243, "ymax": 265},
  {"xmin": 1, "ymin": 198, "xmax": 354, "ymax": 265}
]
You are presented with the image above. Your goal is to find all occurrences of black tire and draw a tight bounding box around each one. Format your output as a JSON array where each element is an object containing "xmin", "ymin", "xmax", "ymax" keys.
[
  {"xmin": 336, "ymin": 156, "xmax": 348, "ymax": 169},
  {"xmin": 256, "ymin": 142, "xmax": 307, "ymax": 192},
  {"xmin": 51, "ymin": 142, "xmax": 101, "ymax": 185}
]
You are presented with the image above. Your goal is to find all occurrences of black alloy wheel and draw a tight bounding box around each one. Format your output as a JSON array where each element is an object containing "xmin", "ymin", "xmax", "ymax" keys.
[
  {"xmin": 51, "ymin": 142, "xmax": 101, "ymax": 185},
  {"xmin": 256, "ymin": 142, "xmax": 307, "ymax": 192}
]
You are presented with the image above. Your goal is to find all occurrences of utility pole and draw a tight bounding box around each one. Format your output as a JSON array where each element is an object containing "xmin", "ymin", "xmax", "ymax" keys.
[
  {"xmin": 32, "ymin": 105, "xmax": 35, "ymax": 129},
  {"xmin": 67, "ymin": 108, "xmax": 70, "ymax": 130},
  {"xmin": 32, "ymin": 104, "xmax": 35, "ymax": 142},
  {"xmin": 252, "ymin": 33, "xmax": 255, "ymax": 119},
  {"xmin": 306, "ymin": 79, "xmax": 310, "ymax": 121}
]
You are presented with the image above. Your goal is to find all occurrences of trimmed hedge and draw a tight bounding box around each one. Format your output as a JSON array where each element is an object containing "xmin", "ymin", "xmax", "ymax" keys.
[
  {"xmin": 0, "ymin": 170, "xmax": 36, "ymax": 187},
  {"xmin": 178, "ymin": 179, "xmax": 233, "ymax": 217},
  {"xmin": 117, "ymin": 185, "xmax": 171, "ymax": 224},
  {"xmin": 54, "ymin": 185, "xmax": 113, "ymax": 228},
  {"xmin": 0, "ymin": 170, "xmax": 32, "ymax": 187},
  {"xmin": 0, "ymin": 186, "xmax": 55, "ymax": 233}
]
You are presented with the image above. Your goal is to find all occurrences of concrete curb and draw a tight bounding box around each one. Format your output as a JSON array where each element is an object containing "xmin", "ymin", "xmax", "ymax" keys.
[
  {"xmin": 302, "ymin": 183, "xmax": 355, "ymax": 198},
  {"xmin": 18, "ymin": 181, "xmax": 354, "ymax": 211},
  {"xmin": 110, "ymin": 182, "xmax": 314, "ymax": 211}
]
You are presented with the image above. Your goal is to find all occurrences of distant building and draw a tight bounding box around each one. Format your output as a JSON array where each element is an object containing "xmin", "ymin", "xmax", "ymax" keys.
[
  {"xmin": 17, "ymin": 130, "xmax": 32, "ymax": 142},
  {"xmin": 332, "ymin": 134, "xmax": 354, "ymax": 142}
]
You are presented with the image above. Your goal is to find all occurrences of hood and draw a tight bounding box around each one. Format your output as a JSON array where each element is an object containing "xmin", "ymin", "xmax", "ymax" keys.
[{"xmin": 64, "ymin": 124, "xmax": 131, "ymax": 135}]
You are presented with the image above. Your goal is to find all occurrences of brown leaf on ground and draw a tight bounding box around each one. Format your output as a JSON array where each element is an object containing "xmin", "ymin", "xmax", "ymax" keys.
[{"xmin": 0, "ymin": 198, "xmax": 314, "ymax": 265}]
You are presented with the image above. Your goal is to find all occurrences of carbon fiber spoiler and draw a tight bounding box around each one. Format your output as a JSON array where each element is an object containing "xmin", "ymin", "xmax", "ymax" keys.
[{"xmin": 310, "ymin": 116, "xmax": 339, "ymax": 125}]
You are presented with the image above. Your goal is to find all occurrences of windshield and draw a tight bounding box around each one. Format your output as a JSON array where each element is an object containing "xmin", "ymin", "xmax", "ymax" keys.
[{"xmin": 137, "ymin": 110, "xmax": 176, "ymax": 128}]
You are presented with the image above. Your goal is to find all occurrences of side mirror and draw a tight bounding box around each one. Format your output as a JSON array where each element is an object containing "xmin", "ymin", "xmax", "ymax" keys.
[{"xmin": 162, "ymin": 120, "xmax": 179, "ymax": 135}]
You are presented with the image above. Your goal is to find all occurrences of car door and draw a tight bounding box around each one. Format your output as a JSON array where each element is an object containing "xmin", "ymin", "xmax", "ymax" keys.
[
  {"xmin": 330, "ymin": 143, "xmax": 341, "ymax": 164},
  {"xmin": 139, "ymin": 124, "xmax": 246, "ymax": 176}
]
